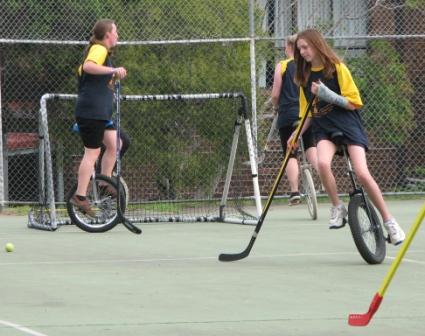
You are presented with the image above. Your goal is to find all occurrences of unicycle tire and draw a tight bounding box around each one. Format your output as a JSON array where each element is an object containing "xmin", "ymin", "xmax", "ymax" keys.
[
  {"xmin": 112, "ymin": 173, "xmax": 129, "ymax": 208},
  {"xmin": 348, "ymin": 194, "xmax": 386, "ymax": 264},
  {"xmin": 301, "ymin": 168, "xmax": 318, "ymax": 220},
  {"xmin": 66, "ymin": 175, "xmax": 126, "ymax": 233}
]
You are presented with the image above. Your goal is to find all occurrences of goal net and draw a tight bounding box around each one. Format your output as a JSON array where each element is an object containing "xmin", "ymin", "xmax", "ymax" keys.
[{"xmin": 28, "ymin": 92, "xmax": 262, "ymax": 230}]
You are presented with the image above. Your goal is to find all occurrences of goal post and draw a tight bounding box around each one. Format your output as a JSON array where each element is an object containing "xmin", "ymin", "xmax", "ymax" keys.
[{"xmin": 29, "ymin": 92, "xmax": 262, "ymax": 230}]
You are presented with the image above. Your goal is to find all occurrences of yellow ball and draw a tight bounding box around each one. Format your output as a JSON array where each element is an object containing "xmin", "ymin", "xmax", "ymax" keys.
[{"xmin": 5, "ymin": 243, "xmax": 14, "ymax": 252}]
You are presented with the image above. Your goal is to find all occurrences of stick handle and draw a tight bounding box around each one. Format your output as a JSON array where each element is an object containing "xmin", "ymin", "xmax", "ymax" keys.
[{"xmin": 378, "ymin": 202, "xmax": 425, "ymax": 296}]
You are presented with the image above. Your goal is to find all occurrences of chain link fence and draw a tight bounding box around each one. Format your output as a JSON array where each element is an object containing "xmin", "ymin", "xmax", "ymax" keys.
[
  {"xmin": 1, "ymin": 0, "xmax": 424, "ymax": 215},
  {"xmin": 256, "ymin": 0, "xmax": 425, "ymax": 197}
]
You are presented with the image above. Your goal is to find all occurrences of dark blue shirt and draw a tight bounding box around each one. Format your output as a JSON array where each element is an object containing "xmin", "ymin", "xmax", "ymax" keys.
[{"xmin": 277, "ymin": 59, "xmax": 299, "ymax": 129}]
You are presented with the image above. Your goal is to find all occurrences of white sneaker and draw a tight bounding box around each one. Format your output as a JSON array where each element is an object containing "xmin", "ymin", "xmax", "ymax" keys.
[
  {"xmin": 329, "ymin": 204, "xmax": 347, "ymax": 229},
  {"xmin": 384, "ymin": 219, "xmax": 405, "ymax": 245}
]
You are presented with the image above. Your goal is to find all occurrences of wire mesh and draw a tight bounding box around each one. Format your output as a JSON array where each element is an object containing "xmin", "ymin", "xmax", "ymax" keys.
[
  {"xmin": 33, "ymin": 93, "xmax": 260, "ymax": 228},
  {"xmin": 0, "ymin": 0, "xmax": 424, "ymax": 214}
]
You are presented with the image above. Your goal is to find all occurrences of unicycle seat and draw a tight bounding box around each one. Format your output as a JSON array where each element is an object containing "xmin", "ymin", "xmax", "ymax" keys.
[
  {"xmin": 331, "ymin": 131, "xmax": 346, "ymax": 157},
  {"xmin": 330, "ymin": 131, "xmax": 344, "ymax": 144}
]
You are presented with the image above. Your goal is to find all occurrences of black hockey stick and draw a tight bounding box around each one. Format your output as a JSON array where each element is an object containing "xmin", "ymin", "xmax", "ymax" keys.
[
  {"xmin": 114, "ymin": 80, "xmax": 142, "ymax": 234},
  {"xmin": 218, "ymin": 96, "xmax": 314, "ymax": 261}
]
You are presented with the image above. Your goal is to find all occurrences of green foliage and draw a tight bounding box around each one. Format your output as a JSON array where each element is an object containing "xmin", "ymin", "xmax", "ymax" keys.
[
  {"xmin": 348, "ymin": 40, "xmax": 415, "ymax": 145},
  {"xmin": 405, "ymin": 0, "xmax": 425, "ymax": 9},
  {"xmin": 3, "ymin": 1, "xmax": 261, "ymax": 197}
]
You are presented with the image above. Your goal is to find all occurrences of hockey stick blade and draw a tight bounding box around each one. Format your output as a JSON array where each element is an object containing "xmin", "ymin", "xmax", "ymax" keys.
[
  {"xmin": 348, "ymin": 293, "xmax": 383, "ymax": 326},
  {"xmin": 218, "ymin": 237, "xmax": 255, "ymax": 262},
  {"xmin": 218, "ymin": 249, "xmax": 250, "ymax": 262},
  {"xmin": 122, "ymin": 218, "xmax": 142, "ymax": 234}
]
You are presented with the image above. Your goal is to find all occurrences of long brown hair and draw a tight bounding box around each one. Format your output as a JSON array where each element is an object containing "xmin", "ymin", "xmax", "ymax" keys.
[
  {"xmin": 82, "ymin": 19, "xmax": 115, "ymax": 60},
  {"xmin": 294, "ymin": 29, "xmax": 340, "ymax": 87}
]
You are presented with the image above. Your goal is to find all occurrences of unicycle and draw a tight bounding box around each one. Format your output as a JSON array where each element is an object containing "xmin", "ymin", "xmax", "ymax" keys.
[
  {"xmin": 66, "ymin": 172, "xmax": 126, "ymax": 233},
  {"xmin": 332, "ymin": 132, "xmax": 386, "ymax": 264},
  {"xmin": 66, "ymin": 122, "xmax": 129, "ymax": 233},
  {"xmin": 298, "ymin": 137, "xmax": 318, "ymax": 220}
]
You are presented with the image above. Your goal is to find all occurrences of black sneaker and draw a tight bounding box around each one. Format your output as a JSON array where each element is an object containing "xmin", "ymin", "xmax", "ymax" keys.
[{"xmin": 289, "ymin": 192, "xmax": 301, "ymax": 206}]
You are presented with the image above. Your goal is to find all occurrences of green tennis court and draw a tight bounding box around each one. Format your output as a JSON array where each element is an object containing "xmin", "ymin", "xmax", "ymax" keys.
[{"xmin": 0, "ymin": 199, "xmax": 424, "ymax": 336}]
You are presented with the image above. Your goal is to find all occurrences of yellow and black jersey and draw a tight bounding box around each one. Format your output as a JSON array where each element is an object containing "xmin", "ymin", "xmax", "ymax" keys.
[
  {"xmin": 300, "ymin": 63, "xmax": 368, "ymax": 149},
  {"xmin": 75, "ymin": 44, "xmax": 114, "ymax": 121},
  {"xmin": 277, "ymin": 58, "xmax": 299, "ymax": 129},
  {"xmin": 77, "ymin": 44, "xmax": 109, "ymax": 77}
]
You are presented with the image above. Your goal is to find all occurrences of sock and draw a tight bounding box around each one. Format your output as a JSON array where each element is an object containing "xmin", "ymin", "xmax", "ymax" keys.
[{"xmin": 384, "ymin": 218, "xmax": 395, "ymax": 225}]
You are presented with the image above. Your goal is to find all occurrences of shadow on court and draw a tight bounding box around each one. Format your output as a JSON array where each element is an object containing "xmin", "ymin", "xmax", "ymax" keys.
[{"xmin": 0, "ymin": 199, "xmax": 424, "ymax": 336}]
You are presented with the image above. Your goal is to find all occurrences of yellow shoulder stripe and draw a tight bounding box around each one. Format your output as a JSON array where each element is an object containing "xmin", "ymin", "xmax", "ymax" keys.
[
  {"xmin": 299, "ymin": 87, "xmax": 310, "ymax": 118},
  {"xmin": 335, "ymin": 63, "xmax": 363, "ymax": 108},
  {"xmin": 279, "ymin": 58, "xmax": 293, "ymax": 76},
  {"xmin": 77, "ymin": 44, "xmax": 108, "ymax": 76}
]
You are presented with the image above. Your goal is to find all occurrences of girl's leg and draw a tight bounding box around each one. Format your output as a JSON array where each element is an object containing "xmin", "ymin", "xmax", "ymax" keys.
[
  {"xmin": 306, "ymin": 146, "xmax": 325, "ymax": 192},
  {"xmin": 347, "ymin": 145, "xmax": 391, "ymax": 220},
  {"xmin": 76, "ymin": 147, "xmax": 101, "ymax": 196},
  {"xmin": 317, "ymin": 140, "xmax": 339, "ymax": 206},
  {"xmin": 317, "ymin": 140, "xmax": 347, "ymax": 228},
  {"xmin": 101, "ymin": 130, "xmax": 120, "ymax": 177},
  {"xmin": 286, "ymin": 157, "xmax": 301, "ymax": 204},
  {"xmin": 348, "ymin": 145, "xmax": 405, "ymax": 244},
  {"xmin": 286, "ymin": 157, "xmax": 299, "ymax": 193},
  {"xmin": 71, "ymin": 147, "xmax": 100, "ymax": 217},
  {"xmin": 279, "ymin": 126, "xmax": 300, "ymax": 204},
  {"xmin": 305, "ymin": 146, "xmax": 318, "ymax": 172}
]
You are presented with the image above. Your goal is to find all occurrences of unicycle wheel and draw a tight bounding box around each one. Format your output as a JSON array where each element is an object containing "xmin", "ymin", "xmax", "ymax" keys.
[
  {"xmin": 66, "ymin": 175, "xmax": 126, "ymax": 233},
  {"xmin": 348, "ymin": 194, "xmax": 386, "ymax": 264}
]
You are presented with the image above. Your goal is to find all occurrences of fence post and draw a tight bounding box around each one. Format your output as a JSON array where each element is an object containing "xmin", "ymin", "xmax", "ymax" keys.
[
  {"xmin": 0, "ymin": 61, "xmax": 4, "ymax": 211},
  {"xmin": 248, "ymin": 0, "xmax": 258, "ymax": 157}
]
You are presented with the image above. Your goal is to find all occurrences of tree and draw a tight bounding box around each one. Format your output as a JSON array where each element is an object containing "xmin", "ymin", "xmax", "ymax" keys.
[
  {"xmin": 1, "ymin": 0, "xmax": 260, "ymax": 199},
  {"xmin": 348, "ymin": 40, "xmax": 414, "ymax": 145}
]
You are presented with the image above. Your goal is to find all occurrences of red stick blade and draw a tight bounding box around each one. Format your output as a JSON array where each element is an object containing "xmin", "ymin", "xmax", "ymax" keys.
[{"xmin": 348, "ymin": 293, "xmax": 383, "ymax": 326}]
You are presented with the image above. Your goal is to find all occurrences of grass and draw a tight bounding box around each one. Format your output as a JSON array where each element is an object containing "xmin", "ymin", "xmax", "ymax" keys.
[{"xmin": 0, "ymin": 205, "xmax": 33, "ymax": 216}]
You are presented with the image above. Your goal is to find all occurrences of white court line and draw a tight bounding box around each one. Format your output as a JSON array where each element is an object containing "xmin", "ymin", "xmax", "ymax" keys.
[
  {"xmin": 0, "ymin": 320, "xmax": 48, "ymax": 336},
  {"xmin": 0, "ymin": 250, "xmax": 423, "ymax": 266},
  {"xmin": 0, "ymin": 251, "xmax": 361, "ymax": 266},
  {"xmin": 386, "ymin": 256, "xmax": 425, "ymax": 265}
]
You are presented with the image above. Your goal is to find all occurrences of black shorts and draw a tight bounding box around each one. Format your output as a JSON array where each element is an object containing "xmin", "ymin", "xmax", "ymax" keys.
[
  {"xmin": 279, "ymin": 125, "xmax": 316, "ymax": 158},
  {"xmin": 313, "ymin": 126, "xmax": 368, "ymax": 151},
  {"xmin": 76, "ymin": 117, "xmax": 115, "ymax": 149}
]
